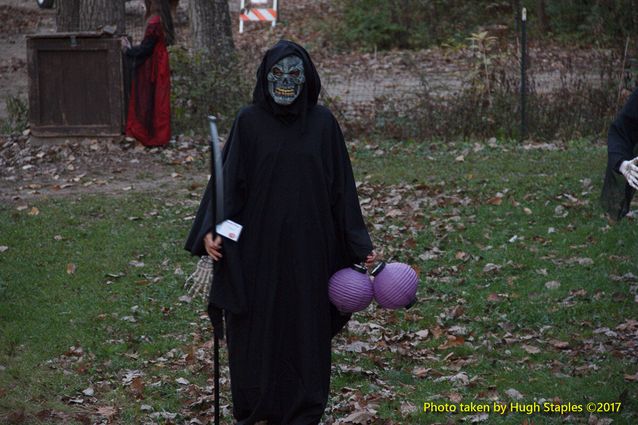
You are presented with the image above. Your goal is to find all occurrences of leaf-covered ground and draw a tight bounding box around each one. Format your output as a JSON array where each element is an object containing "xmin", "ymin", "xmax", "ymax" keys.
[{"xmin": 1, "ymin": 138, "xmax": 637, "ymax": 424}]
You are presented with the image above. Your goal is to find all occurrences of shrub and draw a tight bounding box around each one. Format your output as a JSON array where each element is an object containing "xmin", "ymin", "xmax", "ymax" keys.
[
  {"xmin": 328, "ymin": 0, "xmax": 515, "ymax": 51},
  {"xmin": 1, "ymin": 96, "xmax": 28, "ymax": 135},
  {"xmin": 335, "ymin": 47, "xmax": 621, "ymax": 142},
  {"xmin": 327, "ymin": 0, "xmax": 638, "ymax": 52},
  {"xmin": 333, "ymin": 0, "xmax": 411, "ymax": 50},
  {"xmin": 170, "ymin": 46, "xmax": 251, "ymax": 136},
  {"xmin": 531, "ymin": 0, "xmax": 638, "ymax": 44}
]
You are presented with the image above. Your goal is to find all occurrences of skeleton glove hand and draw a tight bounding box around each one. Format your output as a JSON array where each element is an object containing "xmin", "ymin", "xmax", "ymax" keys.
[
  {"xmin": 620, "ymin": 158, "xmax": 638, "ymax": 190},
  {"xmin": 184, "ymin": 256, "xmax": 213, "ymax": 300}
]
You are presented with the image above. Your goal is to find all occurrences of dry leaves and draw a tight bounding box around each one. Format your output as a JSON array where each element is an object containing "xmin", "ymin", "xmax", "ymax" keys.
[
  {"xmin": 504, "ymin": 388, "xmax": 523, "ymax": 400},
  {"xmin": 544, "ymin": 280, "xmax": 561, "ymax": 290},
  {"xmin": 95, "ymin": 406, "xmax": 117, "ymax": 419},
  {"xmin": 486, "ymin": 196, "xmax": 503, "ymax": 206},
  {"xmin": 438, "ymin": 335, "xmax": 465, "ymax": 350},
  {"xmin": 521, "ymin": 344, "xmax": 541, "ymax": 354},
  {"xmin": 337, "ymin": 410, "xmax": 377, "ymax": 424}
]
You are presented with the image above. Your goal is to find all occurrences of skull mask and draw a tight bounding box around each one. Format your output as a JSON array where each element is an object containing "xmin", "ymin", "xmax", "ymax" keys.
[{"xmin": 267, "ymin": 55, "xmax": 305, "ymax": 106}]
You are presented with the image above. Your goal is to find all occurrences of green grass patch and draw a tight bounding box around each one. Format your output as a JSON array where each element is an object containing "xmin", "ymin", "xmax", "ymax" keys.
[{"xmin": 1, "ymin": 139, "xmax": 636, "ymax": 424}]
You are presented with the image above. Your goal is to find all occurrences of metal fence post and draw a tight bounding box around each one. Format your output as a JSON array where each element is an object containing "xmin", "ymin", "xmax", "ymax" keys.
[{"xmin": 520, "ymin": 7, "xmax": 527, "ymax": 141}]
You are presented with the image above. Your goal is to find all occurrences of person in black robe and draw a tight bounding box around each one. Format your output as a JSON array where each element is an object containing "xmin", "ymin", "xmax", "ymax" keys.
[
  {"xmin": 184, "ymin": 40, "xmax": 375, "ymax": 424},
  {"xmin": 601, "ymin": 88, "xmax": 638, "ymax": 220}
]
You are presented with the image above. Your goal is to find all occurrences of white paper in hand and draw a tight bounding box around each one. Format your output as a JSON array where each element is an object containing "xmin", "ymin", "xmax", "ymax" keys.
[{"xmin": 216, "ymin": 220, "xmax": 243, "ymax": 242}]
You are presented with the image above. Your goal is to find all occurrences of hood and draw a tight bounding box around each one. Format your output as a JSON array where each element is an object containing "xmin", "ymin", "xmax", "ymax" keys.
[{"xmin": 252, "ymin": 40, "xmax": 321, "ymax": 124}]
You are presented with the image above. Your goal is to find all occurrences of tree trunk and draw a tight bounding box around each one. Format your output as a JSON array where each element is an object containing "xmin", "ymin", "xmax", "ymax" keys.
[
  {"xmin": 80, "ymin": 0, "xmax": 126, "ymax": 33},
  {"xmin": 537, "ymin": 0, "xmax": 550, "ymax": 33},
  {"xmin": 57, "ymin": 0, "xmax": 125, "ymax": 33},
  {"xmin": 189, "ymin": 0, "xmax": 235, "ymax": 60},
  {"xmin": 56, "ymin": 0, "xmax": 80, "ymax": 32}
]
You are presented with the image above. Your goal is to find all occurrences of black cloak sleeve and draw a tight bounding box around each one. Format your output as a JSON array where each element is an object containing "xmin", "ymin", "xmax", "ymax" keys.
[
  {"xmin": 601, "ymin": 89, "xmax": 638, "ymax": 220},
  {"xmin": 184, "ymin": 114, "xmax": 248, "ymax": 319},
  {"xmin": 125, "ymin": 23, "xmax": 160, "ymax": 61},
  {"xmin": 184, "ymin": 115, "xmax": 247, "ymax": 257},
  {"xmin": 331, "ymin": 117, "xmax": 373, "ymax": 264}
]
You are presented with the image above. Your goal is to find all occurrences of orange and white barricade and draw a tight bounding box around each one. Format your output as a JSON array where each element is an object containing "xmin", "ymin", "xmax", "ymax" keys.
[{"xmin": 239, "ymin": 0, "xmax": 278, "ymax": 33}]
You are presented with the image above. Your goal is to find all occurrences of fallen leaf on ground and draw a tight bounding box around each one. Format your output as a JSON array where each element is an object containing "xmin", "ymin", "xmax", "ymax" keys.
[
  {"xmin": 414, "ymin": 329, "xmax": 429, "ymax": 339},
  {"xmin": 439, "ymin": 335, "xmax": 465, "ymax": 350},
  {"xmin": 483, "ymin": 263, "xmax": 501, "ymax": 273},
  {"xmin": 412, "ymin": 367, "xmax": 430, "ymax": 378},
  {"xmin": 486, "ymin": 293, "xmax": 502, "ymax": 302},
  {"xmin": 449, "ymin": 392, "xmax": 463, "ymax": 403},
  {"xmin": 549, "ymin": 340, "xmax": 569, "ymax": 349},
  {"xmin": 545, "ymin": 280, "xmax": 561, "ymax": 289},
  {"xmin": 463, "ymin": 413, "xmax": 489, "ymax": 422},
  {"xmin": 96, "ymin": 406, "xmax": 117, "ymax": 418},
  {"xmin": 400, "ymin": 401, "xmax": 416, "ymax": 416},
  {"xmin": 342, "ymin": 341, "xmax": 372, "ymax": 353},
  {"xmin": 130, "ymin": 376, "xmax": 144, "ymax": 398},
  {"xmin": 431, "ymin": 325, "xmax": 444, "ymax": 339},
  {"xmin": 521, "ymin": 344, "xmax": 541, "ymax": 354},
  {"xmin": 587, "ymin": 415, "xmax": 614, "ymax": 425},
  {"xmin": 505, "ymin": 388, "xmax": 523, "ymax": 400},
  {"xmin": 338, "ymin": 410, "xmax": 376, "ymax": 424}
]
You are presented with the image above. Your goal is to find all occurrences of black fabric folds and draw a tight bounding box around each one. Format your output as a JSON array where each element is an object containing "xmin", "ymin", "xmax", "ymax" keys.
[
  {"xmin": 184, "ymin": 40, "xmax": 373, "ymax": 425},
  {"xmin": 124, "ymin": 32, "xmax": 158, "ymax": 61},
  {"xmin": 601, "ymin": 88, "xmax": 638, "ymax": 220}
]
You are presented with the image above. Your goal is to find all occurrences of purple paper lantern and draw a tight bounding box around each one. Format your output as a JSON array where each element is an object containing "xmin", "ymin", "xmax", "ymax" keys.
[
  {"xmin": 371, "ymin": 262, "xmax": 418, "ymax": 309},
  {"xmin": 328, "ymin": 264, "xmax": 374, "ymax": 313}
]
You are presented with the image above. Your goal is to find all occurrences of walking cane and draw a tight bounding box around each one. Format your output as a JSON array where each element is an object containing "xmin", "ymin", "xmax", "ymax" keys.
[{"xmin": 208, "ymin": 115, "xmax": 224, "ymax": 425}]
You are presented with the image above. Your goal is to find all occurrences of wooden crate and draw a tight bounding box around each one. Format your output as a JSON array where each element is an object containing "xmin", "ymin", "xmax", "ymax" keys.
[{"xmin": 27, "ymin": 33, "xmax": 124, "ymax": 138}]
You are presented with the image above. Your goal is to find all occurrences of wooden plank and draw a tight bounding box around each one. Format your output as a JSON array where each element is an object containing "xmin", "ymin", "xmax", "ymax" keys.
[
  {"xmin": 28, "ymin": 35, "xmax": 125, "ymax": 138},
  {"xmin": 107, "ymin": 38, "xmax": 124, "ymax": 133}
]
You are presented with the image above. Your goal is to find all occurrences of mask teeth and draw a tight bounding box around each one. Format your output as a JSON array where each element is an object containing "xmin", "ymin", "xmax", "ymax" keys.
[{"xmin": 275, "ymin": 87, "xmax": 295, "ymax": 96}]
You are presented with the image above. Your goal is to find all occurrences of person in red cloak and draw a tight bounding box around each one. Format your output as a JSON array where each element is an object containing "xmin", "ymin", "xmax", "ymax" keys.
[{"xmin": 122, "ymin": 0, "xmax": 175, "ymax": 147}]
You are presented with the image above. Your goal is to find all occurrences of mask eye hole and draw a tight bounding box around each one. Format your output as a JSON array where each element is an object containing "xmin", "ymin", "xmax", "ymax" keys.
[
  {"xmin": 272, "ymin": 67, "xmax": 283, "ymax": 77},
  {"xmin": 290, "ymin": 69, "xmax": 300, "ymax": 78}
]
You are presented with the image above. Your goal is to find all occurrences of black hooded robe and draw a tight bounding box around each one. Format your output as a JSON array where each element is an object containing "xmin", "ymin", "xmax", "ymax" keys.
[
  {"xmin": 602, "ymin": 88, "xmax": 638, "ymax": 220},
  {"xmin": 184, "ymin": 40, "xmax": 373, "ymax": 425}
]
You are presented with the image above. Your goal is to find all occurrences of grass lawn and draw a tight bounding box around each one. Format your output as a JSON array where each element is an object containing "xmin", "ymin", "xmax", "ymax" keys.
[{"xmin": 1, "ymin": 139, "xmax": 636, "ymax": 424}]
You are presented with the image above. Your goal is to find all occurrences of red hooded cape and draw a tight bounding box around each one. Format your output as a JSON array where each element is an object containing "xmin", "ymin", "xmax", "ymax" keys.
[{"xmin": 125, "ymin": 15, "xmax": 171, "ymax": 146}]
